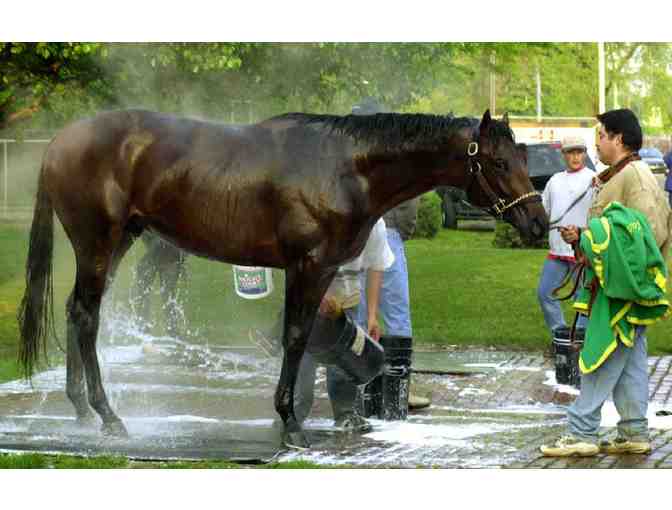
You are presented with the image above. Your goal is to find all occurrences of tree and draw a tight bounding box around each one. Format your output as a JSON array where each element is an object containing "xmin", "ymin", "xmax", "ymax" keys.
[{"xmin": 0, "ymin": 42, "xmax": 109, "ymax": 131}]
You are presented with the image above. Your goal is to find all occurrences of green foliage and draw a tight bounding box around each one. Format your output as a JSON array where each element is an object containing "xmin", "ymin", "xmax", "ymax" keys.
[
  {"xmin": 0, "ymin": 42, "xmax": 109, "ymax": 131},
  {"xmin": 0, "ymin": 453, "xmax": 48, "ymax": 468},
  {"xmin": 3, "ymin": 42, "xmax": 672, "ymax": 135},
  {"xmin": 492, "ymin": 221, "xmax": 548, "ymax": 249},
  {"xmin": 413, "ymin": 192, "xmax": 442, "ymax": 239}
]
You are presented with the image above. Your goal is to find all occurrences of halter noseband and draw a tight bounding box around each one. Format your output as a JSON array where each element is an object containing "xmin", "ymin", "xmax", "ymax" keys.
[{"xmin": 465, "ymin": 141, "xmax": 541, "ymax": 217}]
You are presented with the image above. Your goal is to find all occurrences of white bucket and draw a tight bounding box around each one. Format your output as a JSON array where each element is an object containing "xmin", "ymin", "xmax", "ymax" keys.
[{"xmin": 232, "ymin": 265, "xmax": 274, "ymax": 299}]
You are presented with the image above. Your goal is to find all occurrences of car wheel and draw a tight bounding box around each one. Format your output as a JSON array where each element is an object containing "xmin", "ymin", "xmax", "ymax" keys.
[{"xmin": 442, "ymin": 195, "xmax": 458, "ymax": 229}]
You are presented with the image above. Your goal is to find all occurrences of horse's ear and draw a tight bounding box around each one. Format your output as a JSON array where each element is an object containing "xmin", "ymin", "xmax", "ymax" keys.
[
  {"xmin": 502, "ymin": 112, "xmax": 510, "ymax": 126},
  {"xmin": 480, "ymin": 110, "xmax": 492, "ymax": 137}
]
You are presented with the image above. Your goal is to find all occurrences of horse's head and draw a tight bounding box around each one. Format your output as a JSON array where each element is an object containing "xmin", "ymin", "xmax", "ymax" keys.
[{"xmin": 462, "ymin": 110, "xmax": 548, "ymax": 242}]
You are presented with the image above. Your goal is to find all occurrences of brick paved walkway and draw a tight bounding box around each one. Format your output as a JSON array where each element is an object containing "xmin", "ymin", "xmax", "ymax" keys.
[{"xmin": 504, "ymin": 355, "xmax": 672, "ymax": 468}]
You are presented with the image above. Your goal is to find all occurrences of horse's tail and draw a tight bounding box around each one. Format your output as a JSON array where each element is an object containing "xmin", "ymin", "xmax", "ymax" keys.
[{"xmin": 17, "ymin": 163, "xmax": 56, "ymax": 379}]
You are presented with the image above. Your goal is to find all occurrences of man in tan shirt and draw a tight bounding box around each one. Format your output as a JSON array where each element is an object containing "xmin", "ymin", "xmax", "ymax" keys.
[{"xmin": 541, "ymin": 108, "xmax": 671, "ymax": 457}]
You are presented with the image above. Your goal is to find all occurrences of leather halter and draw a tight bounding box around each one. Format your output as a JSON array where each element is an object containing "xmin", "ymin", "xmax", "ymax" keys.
[{"xmin": 465, "ymin": 141, "xmax": 541, "ymax": 217}]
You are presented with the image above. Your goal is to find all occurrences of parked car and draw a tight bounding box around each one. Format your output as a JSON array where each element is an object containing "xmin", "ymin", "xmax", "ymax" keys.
[
  {"xmin": 437, "ymin": 142, "xmax": 596, "ymax": 229},
  {"xmin": 638, "ymin": 147, "xmax": 668, "ymax": 175}
]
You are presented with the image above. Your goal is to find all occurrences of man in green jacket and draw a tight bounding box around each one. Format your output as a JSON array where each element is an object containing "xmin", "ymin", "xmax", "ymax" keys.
[{"xmin": 541, "ymin": 108, "xmax": 671, "ymax": 457}]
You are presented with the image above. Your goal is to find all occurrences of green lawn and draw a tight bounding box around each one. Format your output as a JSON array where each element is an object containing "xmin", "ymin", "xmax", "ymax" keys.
[
  {"xmin": 0, "ymin": 453, "xmax": 329, "ymax": 469},
  {"xmin": 1, "ymin": 222, "xmax": 671, "ymax": 385}
]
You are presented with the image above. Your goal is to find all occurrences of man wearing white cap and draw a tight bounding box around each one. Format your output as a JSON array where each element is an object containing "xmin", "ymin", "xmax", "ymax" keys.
[{"xmin": 537, "ymin": 136, "xmax": 595, "ymax": 335}]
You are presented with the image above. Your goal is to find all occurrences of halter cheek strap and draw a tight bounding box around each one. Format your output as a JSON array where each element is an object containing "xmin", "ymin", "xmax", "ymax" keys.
[{"xmin": 466, "ymin": 141, "xmax": 541, "ymax": 217}]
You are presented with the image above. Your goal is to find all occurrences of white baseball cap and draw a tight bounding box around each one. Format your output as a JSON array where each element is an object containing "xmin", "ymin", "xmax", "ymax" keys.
[{"xmin": 561, "ymin": 136, "xmax": 587, "ymax": 152}]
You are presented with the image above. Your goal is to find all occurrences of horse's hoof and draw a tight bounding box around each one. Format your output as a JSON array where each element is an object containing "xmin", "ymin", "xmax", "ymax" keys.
[
  {"xmin": 101, "ymin": 419, "xmax": 129, "ymax": 438},
  {"xmin": 283, "ymin": 429, "xmax": 310, "ymax": 450}
]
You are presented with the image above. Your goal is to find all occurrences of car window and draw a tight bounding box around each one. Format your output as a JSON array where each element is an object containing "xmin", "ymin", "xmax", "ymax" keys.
[
  {"xmin": 527, "ymin": 145, "xmax": 565, "ymax": 177},
  {"xmin": 639, "ymin": 148, "xmax": 663, "ymax": 159}
]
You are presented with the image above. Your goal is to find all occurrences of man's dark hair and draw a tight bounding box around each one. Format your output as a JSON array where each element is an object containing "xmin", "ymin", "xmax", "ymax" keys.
[{"xmin": 596, "ymin": 108, "xmax": 643, "ymax": 152}]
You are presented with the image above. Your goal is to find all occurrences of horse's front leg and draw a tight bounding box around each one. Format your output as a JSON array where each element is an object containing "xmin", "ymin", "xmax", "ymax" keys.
[{"xmin": 274, "ymin": 264, "xmax": 335, "ymax": 449}]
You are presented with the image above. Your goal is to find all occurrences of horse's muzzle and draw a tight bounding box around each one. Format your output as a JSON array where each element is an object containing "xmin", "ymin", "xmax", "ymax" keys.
[{"xmin": 508, "ymin": 202, "xmax": 548, "ymax": 243}]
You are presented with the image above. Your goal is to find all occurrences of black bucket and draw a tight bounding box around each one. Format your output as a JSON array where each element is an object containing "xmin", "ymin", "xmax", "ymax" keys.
[
  {"xmin": 552, "ymin": 326, "xmax": 585, "ymax": 389},
  {"xmin": 357, "ymin": 335, "xmax": 413, "ymax": 421},
  {"xmin": 306, "ymin": 313, "xmax": 385, "ymax": 386}
]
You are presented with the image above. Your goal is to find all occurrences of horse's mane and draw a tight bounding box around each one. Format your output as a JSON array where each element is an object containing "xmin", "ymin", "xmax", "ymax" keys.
[{"xmin": 271, "ymin": 112, "xmax": 515, "ymax": 150}]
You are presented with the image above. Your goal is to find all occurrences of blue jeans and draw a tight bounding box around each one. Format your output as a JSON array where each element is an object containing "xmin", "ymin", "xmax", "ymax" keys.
[
  {"xmin": 293, "ymin": 308, "xmax": 362, "ymax": 423},
  {"xmin": 357, "ymin": 228, "xmax": 412, "ymax": 337},
  {"xmin": 567, "ymin": 326, "xmax": 649, "ymax": 443},
  {"xmin": 537, "ymin": 257, "xmax": 587, "ymax": 333}
]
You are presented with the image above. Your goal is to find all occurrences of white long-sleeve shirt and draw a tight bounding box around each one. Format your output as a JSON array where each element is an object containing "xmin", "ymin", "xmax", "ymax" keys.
[
  {"xmin": 542, "ymin": 167, "xmax": 596, "ymax": 259},
  {"xmin": 327, "ymin": 218, "xmax": 395, "ymax": 308}
]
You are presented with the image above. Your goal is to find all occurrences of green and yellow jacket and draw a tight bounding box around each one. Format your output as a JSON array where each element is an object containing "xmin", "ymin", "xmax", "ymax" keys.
[{"xmin": 573, "ymin": 202, "xmax": 670, "ymax": 374}]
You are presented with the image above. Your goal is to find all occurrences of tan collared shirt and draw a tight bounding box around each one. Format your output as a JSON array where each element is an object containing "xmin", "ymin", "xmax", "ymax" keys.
[{"xmin": 589, "ymin": 159, "xmax": 671, "ymax": 259}]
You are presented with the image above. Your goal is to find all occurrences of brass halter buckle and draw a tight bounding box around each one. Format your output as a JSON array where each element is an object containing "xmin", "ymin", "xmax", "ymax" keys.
[{"xmin": 491, "ymin": 199, "xmax": 508, "ymax": 216}]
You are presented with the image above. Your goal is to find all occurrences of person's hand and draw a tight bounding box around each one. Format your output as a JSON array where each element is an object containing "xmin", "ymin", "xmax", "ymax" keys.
[
  {"xmin": 318, "ymin": 296, "xmax": 342, "ymax": 319},
  {"xmin": 367, "ymin": 316, "xmax": 381, "ymax": 341},
  {"xmin": 559, "ymin": 225, "xmax": 580, "ymax": 244}
]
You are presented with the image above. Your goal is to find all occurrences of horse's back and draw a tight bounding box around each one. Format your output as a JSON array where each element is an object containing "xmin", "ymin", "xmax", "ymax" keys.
[{"xmin": 41, "ymin": 109, "xmax": 362, "ymax": 267}]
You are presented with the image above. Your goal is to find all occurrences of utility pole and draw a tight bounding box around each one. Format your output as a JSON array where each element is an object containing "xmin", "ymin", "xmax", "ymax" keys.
[
  {"xmin": 598, "ymin": 42, "xmax": 606, "ymax": 114},
  {"xmin": 489, "ymin": 52, "xmax": 496, "ymax": 114},
  {"xmin": 536, "ymin": 65, "xmax": 542, "ymax": 122}
]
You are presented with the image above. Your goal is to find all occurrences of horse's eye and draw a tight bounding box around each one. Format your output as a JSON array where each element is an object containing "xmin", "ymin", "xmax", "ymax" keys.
[{"xmin": 494, "ymin": 159, "xmax": 508, "ymax": 172}]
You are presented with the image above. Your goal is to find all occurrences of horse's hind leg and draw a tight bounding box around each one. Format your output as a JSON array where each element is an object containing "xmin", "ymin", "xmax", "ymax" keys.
[
  {"xmin": 65, "ymin": 230, "xmax": 136, "ymax": 428},
  {"xmin": 65, "ymin": 289, "xmax": 95, "ymax": 426},
  {"xmin": 66, "ymin": 228, "xmax": 136, "ymax": 437}
]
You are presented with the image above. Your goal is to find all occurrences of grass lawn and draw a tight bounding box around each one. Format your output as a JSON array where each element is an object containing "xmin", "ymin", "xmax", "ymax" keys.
[{"xmin": 0, "ymin": 453, "xmax": 328, "ymax": 469}]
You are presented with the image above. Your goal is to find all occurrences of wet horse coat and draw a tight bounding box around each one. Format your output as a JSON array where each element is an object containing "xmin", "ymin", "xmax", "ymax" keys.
[{"xmin": 18, "ymin": 108, "xmax": 547, "ymax": 447}]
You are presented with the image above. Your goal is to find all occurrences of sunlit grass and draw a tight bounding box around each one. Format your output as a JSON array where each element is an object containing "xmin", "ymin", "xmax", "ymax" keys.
[{"xmin": 0, "ymin": 453, "xmax": 333, "ymax": 469}]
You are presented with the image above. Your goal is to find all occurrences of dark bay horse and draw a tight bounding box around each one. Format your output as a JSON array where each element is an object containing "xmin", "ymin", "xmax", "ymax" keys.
[{"xmin": 18, "ymin": 108, "xmax": 547, "ymax": 448}]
